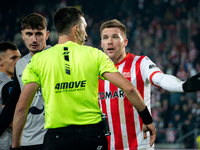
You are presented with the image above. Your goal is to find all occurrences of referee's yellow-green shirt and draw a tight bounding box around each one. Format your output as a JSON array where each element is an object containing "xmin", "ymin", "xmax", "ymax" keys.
[{"xmin": 22, "ymin": 41, "xmax": 118, "ymax": 129}]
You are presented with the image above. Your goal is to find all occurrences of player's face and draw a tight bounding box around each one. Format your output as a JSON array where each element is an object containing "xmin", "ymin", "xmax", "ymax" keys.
[
  {"xmin": 21, "ymin": 28, "xmax": 49, "ymax": 55},
  {"xmin": 0, "ymin": 49, "xmax": 21, "ymax": 77},
  {"xmin": 77, "ymin": 17, "xmax": 88, "ymax": 45},
  {"xmin": 101, "ymin": 27, "xmax": 127, "ymax": 63}
]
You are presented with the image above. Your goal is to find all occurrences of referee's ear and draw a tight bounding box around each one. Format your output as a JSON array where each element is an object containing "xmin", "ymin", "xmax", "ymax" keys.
[
  {"xmin": 71, "ymin": 25, "xmax": 79, "ymax": 42},
  {"xmin": 74, "ymin": 25, "xmax": 79, "ymax": 35}
]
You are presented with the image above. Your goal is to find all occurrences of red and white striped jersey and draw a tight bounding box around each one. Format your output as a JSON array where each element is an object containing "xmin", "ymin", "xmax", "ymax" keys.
[{"xmin": 98, "ymin": 53, "xmax": 163, "ymax": 150}]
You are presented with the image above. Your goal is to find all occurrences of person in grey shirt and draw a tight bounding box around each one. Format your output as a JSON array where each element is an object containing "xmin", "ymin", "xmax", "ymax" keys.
[
  {"xmin": 0, "ymin": 41, "xmax": 21, "ymax": 150},
  {"xmin": 0, "ymin": 13, "xmax": 51, "ymax": 150}
]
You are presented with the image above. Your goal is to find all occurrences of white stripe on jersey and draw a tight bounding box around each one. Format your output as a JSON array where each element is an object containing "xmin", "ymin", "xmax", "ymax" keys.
[
  {"xmin": 130, "ymin": 56, "xmax": 146, "ymax": 149},
  {"xmin": 118, "ymin": 62, "xmax": 129, "ymax": 149},
  {"xmin": 104, "ymin": 80, "xmax": 115, "ymax": 149}
]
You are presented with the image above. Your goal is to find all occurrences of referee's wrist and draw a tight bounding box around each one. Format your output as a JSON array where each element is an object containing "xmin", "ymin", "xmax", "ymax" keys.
[
  {"xmin": 138, "ymin": 106, "xmax": 153, "ymax": 125},
  {"xmin": 10, "ymin": 146, "xmax": 22, "ymax": 150}
]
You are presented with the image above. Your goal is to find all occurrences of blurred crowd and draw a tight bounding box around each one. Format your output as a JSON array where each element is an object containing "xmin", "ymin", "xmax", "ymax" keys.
[{"xmin": 1, "ymin": 0, "xmax": 200, "ymax": 148}]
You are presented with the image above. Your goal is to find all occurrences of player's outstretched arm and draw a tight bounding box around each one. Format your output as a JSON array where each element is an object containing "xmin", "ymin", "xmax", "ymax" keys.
[{"xmin": 152, "ymin": 72, "xmax": 200, "ymax": 93}]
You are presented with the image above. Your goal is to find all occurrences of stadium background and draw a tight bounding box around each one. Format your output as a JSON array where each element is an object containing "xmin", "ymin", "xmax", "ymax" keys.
[{"xmin": 1, "ymin": 0, "xmax": 200, "ymax": 149}]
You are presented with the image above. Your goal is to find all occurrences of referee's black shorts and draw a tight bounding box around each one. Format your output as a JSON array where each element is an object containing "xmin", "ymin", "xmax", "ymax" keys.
[
  {"xmin": 43, "ymin": 122, "xmax": 108, "ymax": 150},
  {"xmin": 22, "ymin": 144, "xmax": 44, "ymax": 150}
]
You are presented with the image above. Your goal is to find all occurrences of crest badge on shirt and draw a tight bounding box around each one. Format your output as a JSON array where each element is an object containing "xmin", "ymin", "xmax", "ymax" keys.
[{"xmin": 122, "ymin": 72, "xmax": 131, "ymax": 78}]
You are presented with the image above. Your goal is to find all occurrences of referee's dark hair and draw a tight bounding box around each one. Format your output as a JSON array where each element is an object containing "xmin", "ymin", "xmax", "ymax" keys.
[
  {"xmin": 0, "ymin": 41, "xmax": 18, "ymax": 53},
  {"xmin": 53, "ymin": 6, "xmax": 84, "ymax": 36}
]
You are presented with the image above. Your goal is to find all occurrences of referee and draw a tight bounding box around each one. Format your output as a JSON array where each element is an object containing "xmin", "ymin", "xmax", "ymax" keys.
[{"xmin": 11, "ymin": 6, "xmax": 156, "ymax": 150}]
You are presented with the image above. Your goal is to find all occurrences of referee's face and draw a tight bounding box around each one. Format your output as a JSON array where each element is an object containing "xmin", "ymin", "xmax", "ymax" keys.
[
  {"xmin": 101, "ymin": 27, "xmax": 128, "ymax": 64},
  {"xmin": 21, "ymin": 28, "xmax": 49, "ymax": 56}
]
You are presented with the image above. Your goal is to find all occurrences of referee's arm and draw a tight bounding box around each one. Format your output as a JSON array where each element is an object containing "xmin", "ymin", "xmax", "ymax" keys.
[{"xmin": 12, "ymin": 82, "xmax": 39, "ymax": 148}]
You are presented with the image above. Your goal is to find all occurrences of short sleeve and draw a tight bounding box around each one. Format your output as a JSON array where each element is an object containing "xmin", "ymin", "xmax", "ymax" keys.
[
  {"xmin": 22, "ymin": 56, "xmax": 41, "ymax": 86},
  {"xmin": 98, "ymin": 50, "xmax": 118, "ymax": 80}
]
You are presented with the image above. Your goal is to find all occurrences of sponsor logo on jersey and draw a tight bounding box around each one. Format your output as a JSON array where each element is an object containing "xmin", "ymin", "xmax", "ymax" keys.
[
  {"xmin": 55, "ymin": 80, "xmax": 86, "ymax": 92},
  {"xmin": 0, "ymin": 81, "xmax": 2, "ymax": 84},
  {"xmin": 98, "ymin": 90, "xmax": 125, "ymax": 100},
  {"xmin": 29, "ymin": 105, "xmax": 44, "ymax": 115},
  {"xmin": 149, "ymin": 64, "xmax": 157, "ymax": 69}
]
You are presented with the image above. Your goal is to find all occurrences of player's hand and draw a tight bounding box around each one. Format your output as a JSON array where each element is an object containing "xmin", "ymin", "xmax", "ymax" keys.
[
  {"xmin": 142, "ymin": 123, "xmax": 157, "ymax": 147},
  {"xmin": 183, "ymin": 72, "xmax": 200, "ymax": 92}
]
